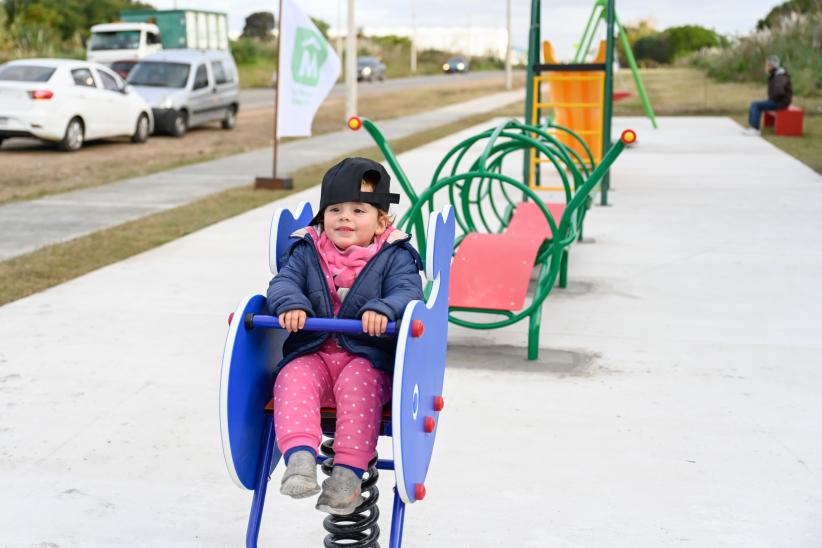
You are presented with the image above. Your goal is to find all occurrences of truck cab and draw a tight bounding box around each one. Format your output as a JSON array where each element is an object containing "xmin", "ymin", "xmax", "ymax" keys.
[{"xmin": 87, "ymin": 22, "xmax": 163, "ymax": 66}]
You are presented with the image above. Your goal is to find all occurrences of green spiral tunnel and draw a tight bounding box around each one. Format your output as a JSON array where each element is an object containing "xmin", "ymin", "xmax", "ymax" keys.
[{"xmin": 348, "ymin": 115, "xmax": 633, "ymax": 359}]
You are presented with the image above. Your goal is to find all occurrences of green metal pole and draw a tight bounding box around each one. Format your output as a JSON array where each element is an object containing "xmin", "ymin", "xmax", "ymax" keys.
[
  {"xmin": 574, "ymin": 1, "xmax": 602, "ymax": 63},
  {"xmin": 580, "ymin": 13, "xmax": 603, "ymax": 64},
  {"xmin": 600, "ymin": 0, "xmax": 615, "ymax": 206},
  {"xmin": 616, "ymin": 17, "xmax": 658, "ymax": 128},
  {"xmin": 523, "ymin": 0, "xmax": 541, "ymax": 186}
]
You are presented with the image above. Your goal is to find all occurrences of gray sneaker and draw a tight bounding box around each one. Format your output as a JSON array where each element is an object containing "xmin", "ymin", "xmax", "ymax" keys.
[
  {"xmin": 315, "ymin": 466, "xmax": 364, "ymax": 515},
  {"xmin": 280, "ymin": 450, "xmax": 320, "ymax": 499}
]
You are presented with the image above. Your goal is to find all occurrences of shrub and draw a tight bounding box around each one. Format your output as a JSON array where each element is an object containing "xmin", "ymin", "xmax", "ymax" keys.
[
  {"xmin": 230, "ymin": 38, "xmax": 276, "ymax": 66},
  {"xmin": 757, "ymin": 0, "xmax": 822, "ymax": 30},
  {"xmin": 665, "ymin": 25, "xmax": 726, "ymax": 57},
  {"xmin": 629, "ymin": 25, "xmax": 724, "ymax": 66},
  {"xmin": 633, "ymin": 33, "xmax": 675, "ymax": 65},
  {"xmin": 691, "ymin": 11, "xmax": 822, "ymax": 96}
]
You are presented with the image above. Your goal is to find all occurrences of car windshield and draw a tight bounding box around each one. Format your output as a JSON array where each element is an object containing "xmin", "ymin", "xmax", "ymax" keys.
[
  {"xmin": 110, "ymin": 61, "xmax": 136, "ymax": 78},
  {"xmin": 447, "ymin": 57, "xmax": 465, "ymax": 64},
  {"xmin": 0, "ymin": 64, "xmax": 56, "ymax": 82},
  {"xmin": 127, "ymin": 61, "xmax": 190, "ymax": 88},
  {"xmin": 89, "ymin": 31, "xmax": 141, "ymax": 51},
  {"xmin": 357, "ymin": 57, "xmax": 376, "ymax": 67}
]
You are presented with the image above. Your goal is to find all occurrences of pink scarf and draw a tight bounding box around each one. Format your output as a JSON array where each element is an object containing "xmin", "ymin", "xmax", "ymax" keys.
[{"xmin": 307, "ymin": 227, "xmax": 395, "ymax": 313}]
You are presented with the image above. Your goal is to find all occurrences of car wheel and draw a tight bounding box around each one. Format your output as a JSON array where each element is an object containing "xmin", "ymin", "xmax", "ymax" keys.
[
  {"xmin": 0, "ymin": 137, "xmax": 4, "ymax": 149},
  {"xmin": 171, "ymin": 110, "xmax": 188, "ymax": 138},
  {"xmin": 221, "ymin": 106, "xmax": 237, "ymax": 130},
  {"xmin": 131, "ymin": 113, "xmax": 150, "ymax": 143},
  {"xmin": 58, "ymin": 117, "xmax": 84, "ymax": 152}
]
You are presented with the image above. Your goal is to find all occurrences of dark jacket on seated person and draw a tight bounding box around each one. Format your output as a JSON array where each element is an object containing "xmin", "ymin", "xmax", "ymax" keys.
[
  {"xmin": 266, "ymin": 229, "xmax": 424, "ymax": 379},
  {"xmin": 768, "ymin": 66, "xmax": 793, "ymax": 109}
]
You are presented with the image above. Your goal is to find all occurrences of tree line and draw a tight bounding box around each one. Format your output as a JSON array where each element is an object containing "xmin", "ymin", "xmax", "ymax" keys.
[{"xmin": 2, "ymin": 0, "xmax": 153, "ymax": 42}]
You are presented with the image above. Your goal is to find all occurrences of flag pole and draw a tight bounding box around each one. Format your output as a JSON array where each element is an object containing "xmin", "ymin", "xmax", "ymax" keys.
[{"xmin": 255, "ymin": 0, "xmax": 294, "ymax": 190}]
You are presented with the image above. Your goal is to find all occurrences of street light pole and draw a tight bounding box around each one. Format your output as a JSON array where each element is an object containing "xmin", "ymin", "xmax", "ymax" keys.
[
  {"xmin": 345, "ymin": 0, "xmax": 357, "ymax": 119},
  {"xmin": 411, "ymin": 0, "xmax": 417, "ymax": 73},
  {"xmin": 336, "ymin": 0, "xmax": 343, "ymax": 56},
  {"xmin": 505, "ymin": 0, "xmax": 512, "ymax": 89}
]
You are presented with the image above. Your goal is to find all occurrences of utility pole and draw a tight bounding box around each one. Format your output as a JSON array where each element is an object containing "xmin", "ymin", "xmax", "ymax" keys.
[
  {"xmin": 411, "ymin": 0, "xmax": 417, "ymax": 72},
  {"xmin": 345, "ymin": 0, "xmax": 357, "ymax": 119},
  {"xmin": 336, "ymin": 0, "xmax": 343, "ymax": 56},
  {"xmin": 505, "ymin": 0, "xmax": 512, "ymax": 89}
]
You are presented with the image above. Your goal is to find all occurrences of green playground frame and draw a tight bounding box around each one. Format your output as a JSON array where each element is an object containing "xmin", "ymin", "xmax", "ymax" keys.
[
  {"xmin": 525, "ymin": 0, "xmax": 656, "ymax": 206},
  {"xmin": 575, "ymin": 0, "xmax": 657, "ymax": 129},
  {"xmin": 353, "ymin": 116, "xmax": 634, "ymax": 359}
]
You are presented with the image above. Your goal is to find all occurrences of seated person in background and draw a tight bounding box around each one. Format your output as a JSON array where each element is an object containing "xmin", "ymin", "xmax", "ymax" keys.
[{"xmin": 744, "ymin": 54, "xmax": 793, "ymax": 135}]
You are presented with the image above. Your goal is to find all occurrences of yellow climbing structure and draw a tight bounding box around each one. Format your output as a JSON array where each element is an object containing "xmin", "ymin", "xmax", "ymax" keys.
[{"xmin": 529, "ymin": 40, "xmax": 605, "ymax": 189}]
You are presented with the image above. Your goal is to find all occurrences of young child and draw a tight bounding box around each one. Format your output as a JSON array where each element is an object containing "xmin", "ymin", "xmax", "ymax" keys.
[{"xmin": 266, "ymin": 157, "xmax": 424, "ymax": 515}]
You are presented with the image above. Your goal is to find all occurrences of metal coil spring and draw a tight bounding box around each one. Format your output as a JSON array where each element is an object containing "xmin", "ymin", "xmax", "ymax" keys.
[{"xmin": 319, "ymin": 437, "xmax": 380, "ymax": 548}]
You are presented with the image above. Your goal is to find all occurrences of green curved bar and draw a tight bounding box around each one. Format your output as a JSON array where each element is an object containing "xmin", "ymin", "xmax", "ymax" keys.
[
  {"xmin": 349, "ymin": 115, "xmax": 631, "ymax": 359},
  {"xmin": 359, "ymin": 118, "xmax": 428, "ymax": 244},
  {"xmin": 540, "ymin": 120, "xmax": 596, "ymax": 176}
]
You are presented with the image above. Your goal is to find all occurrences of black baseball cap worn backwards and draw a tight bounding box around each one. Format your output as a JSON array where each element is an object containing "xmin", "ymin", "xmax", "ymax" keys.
[{"xmin": 310, "ymin": 157, "xmax": 400, "ymax": 225}]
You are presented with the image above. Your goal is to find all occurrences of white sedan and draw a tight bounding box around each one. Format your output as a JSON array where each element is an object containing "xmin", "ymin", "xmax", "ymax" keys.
[{"xmin": 0, "ymin": 58, "xmax": 153, "ymax": 152}]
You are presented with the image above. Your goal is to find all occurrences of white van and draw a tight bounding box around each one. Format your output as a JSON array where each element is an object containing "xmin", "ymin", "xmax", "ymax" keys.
[
  {"xmin": 87, "ymin": 22, "xmax": 163, "ymax": 66},
  {"xmin": 127, "ymin": 49, "xmax": 240, "ymax": 137}
]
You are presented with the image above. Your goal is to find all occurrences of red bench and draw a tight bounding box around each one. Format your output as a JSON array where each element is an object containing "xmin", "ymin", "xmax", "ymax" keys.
[
  {"xmin": 762, "ymin": 105, "xmax": 804, "ymax": 137},
  {"xmin": 448, "ymin": 202, "xmax": 564, "ymax": 311}
]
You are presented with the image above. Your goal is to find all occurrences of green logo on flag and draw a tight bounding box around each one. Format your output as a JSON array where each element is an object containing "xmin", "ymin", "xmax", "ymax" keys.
[{"xmin": 291, "ymin": 27, "xmax": 328, "ymax": 86}]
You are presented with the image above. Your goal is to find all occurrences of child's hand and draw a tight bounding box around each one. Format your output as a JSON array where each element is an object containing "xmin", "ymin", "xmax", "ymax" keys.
[
  {"xmin": 361, "ymin": 310, "xmax": 388, "ymax": 336},
  {"xmin": 278, "ymin": 310, "xmax": 307, "ymax": 333}
]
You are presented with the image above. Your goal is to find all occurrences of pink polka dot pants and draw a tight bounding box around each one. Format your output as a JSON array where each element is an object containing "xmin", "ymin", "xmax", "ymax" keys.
[{"xmin": 273, "ymin": 339, "xmax": 391, "ymax": 470}]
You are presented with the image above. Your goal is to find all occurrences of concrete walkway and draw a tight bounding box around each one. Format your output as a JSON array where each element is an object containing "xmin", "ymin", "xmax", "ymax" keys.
[
  {"xmin": 0, "ymin": 117, "xmax": 821, "ymax": 547},
  {"xmin": 0, "ymin": 89, "xmax": 522, "ymax": 262}
]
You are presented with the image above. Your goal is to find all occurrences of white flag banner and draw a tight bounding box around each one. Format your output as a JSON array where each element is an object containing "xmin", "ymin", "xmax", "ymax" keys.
[{"xmin": 276, "ymin": 0, "xmax": 341, "ymax": 137}]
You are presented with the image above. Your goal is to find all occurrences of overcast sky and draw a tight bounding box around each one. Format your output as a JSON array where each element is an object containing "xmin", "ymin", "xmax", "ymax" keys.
[{"xmin": 151, "ymin": 0, "xmax": 778, "ymax": 57}]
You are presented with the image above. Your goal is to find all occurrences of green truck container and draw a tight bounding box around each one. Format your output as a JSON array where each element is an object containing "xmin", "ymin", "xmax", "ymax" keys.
[{"xmin": 119, "ymin": 9, "xmax": 229, "ymax": 51}]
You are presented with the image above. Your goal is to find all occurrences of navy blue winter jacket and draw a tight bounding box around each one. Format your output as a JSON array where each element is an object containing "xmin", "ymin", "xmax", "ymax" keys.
[{"xmin": 266, "ymin": 228, "xmax": 424, "ymax": 379}]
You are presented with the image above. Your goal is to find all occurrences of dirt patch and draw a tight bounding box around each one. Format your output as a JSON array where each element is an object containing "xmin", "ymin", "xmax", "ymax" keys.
[
  {"xmin": 0, "ymin": 105, "xmax": 523, "ymax": 306},
  {"xmin": 0, "ymin": 75, "xmax": 523, "ymax": 204}
]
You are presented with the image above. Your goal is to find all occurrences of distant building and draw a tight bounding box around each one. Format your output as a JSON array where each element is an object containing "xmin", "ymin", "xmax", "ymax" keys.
[{"xmin": 331, "ymin": 26, "xmax": 510, "ymax": 60}]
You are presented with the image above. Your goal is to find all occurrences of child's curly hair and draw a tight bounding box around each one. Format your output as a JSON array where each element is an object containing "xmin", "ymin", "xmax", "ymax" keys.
[{"xmin": 361, "ymin": 179, "xmax": 394, "ymax": 227}]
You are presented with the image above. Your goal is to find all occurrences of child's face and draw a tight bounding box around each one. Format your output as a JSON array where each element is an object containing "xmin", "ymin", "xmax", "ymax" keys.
[{"xmin": 323, "ymin": 194, "xmax": 387, "ymax": 249}]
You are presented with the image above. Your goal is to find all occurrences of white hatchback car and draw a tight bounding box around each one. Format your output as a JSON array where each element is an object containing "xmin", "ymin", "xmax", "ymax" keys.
[{"xmin": 0, "ymin": 58, "xmax": 154, "ymax": 152}]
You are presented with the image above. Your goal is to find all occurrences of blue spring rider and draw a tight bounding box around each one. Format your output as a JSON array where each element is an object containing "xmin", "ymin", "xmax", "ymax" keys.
[{"xmin": 219, "ymin": 202, "xmax": 456, "ymax": 547}]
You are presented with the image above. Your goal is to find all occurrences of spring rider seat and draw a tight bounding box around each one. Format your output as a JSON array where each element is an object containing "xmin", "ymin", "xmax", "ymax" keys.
[{"xmin": 219, "ymin": 201, "xmax": 455, "ymax": 547}]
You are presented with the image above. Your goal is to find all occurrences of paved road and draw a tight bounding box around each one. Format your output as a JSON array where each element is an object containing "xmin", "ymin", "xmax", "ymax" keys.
[{"xmin": 240, "ymin": 70, "xmax": 514, "ymax": 110}]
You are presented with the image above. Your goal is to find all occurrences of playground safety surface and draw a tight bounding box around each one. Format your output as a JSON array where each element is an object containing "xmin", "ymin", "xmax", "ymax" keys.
[{"xmin": 0, "ymin": 116, "xmax": 820, "ymax": 547}]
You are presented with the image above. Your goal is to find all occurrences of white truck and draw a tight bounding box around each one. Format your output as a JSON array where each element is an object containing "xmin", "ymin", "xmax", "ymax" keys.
[
  {"xmin": 87, "ymin": 10, "xmax": 229, "ymax": 66},
  {"xmin": 87, "ymin": 22, "xmax": 163, "ymax": 65}
]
